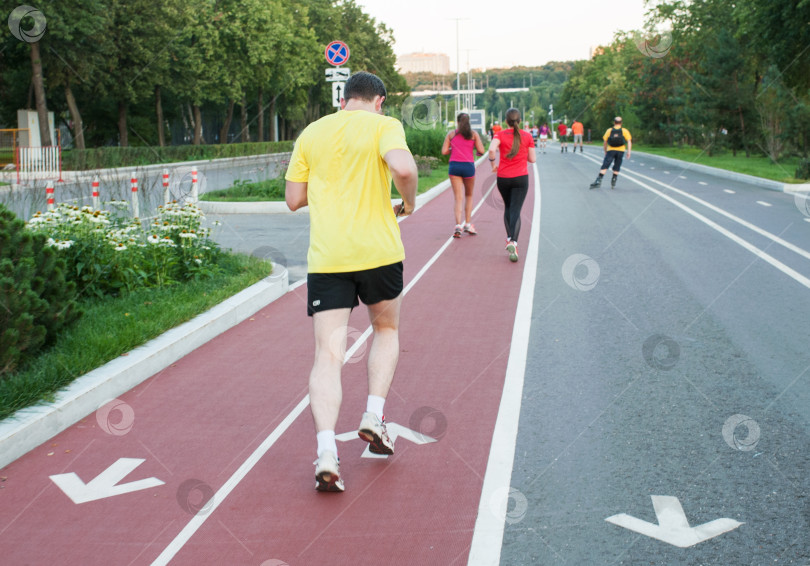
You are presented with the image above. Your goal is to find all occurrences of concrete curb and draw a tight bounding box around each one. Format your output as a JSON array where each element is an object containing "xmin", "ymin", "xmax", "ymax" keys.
[
  {"xmin": 632, "ymin": 150, "xmax": 810, "ymax": 193},
  {"xmin": 197, "ymin": 155, "xmax": 486, "ymax": 215},
  {"xmin": 0, "ymin": 266, "xmax": 289, "ymax": 470}
]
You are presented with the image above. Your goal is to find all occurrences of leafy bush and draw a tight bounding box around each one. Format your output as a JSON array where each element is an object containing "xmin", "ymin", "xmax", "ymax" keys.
[
  {"xmin": 62, "ymin": 141, "xmax": 294, "ymax": 171},
  {"xmin": 26, "ymin": 201, "xmax": 224, "ymax": 297},
  {"xmin": 0, "ymin": 204, "xmax": 81, "ymax": 378},
  {"xmin": 405, "ymin": 128, "xmax": 448, "ymax": 161},
  {"xmin": 413, "ymin": 155, "xmax": 440, "ymax": 177},
  {"xmin": 796, "ymin": 158, "xmax": 810, "ymax": 180}
]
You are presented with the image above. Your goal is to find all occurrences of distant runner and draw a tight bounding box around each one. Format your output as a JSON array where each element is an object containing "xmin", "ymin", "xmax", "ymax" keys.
[
  {"xmin": 557, "ymin": 121, "xmax": 568, "ymax": 153},
  {"xmin": 589, "ymin": 116, "xmax": 632, "ymax": 189},
  {"xmin": 489, "ymin": 108, "xmax": 536, "ymax": 262},
  {"xmin": 571, "ymin": 119, "xmax": 584, "ymax": 153},
  {"xmin": 442, "ymin": 112, "xmax": 486, "ymax": 237},
  {"xmin": 538, "ymin": 123, "xmax": 550, "ymax": 153}
]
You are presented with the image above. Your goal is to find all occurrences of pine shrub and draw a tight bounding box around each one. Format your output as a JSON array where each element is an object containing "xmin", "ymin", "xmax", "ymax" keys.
[{"xmin": 0, "ymin": 205, "xmax": 81, "ymax": 378}]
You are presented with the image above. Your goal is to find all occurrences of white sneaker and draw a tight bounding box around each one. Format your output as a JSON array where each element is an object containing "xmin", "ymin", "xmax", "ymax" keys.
[
  {"xmin": 453, "ymin": 224, "xmax": 463, "ymax": 238},
  {"xmin": 314, "ymin": 450, "xmax": 344, "ymax": 492},
  {"xmin": 506, "ymin": 241, "xmax": 518, "ymax": 262},
  {"xmin": 358, "ymin": 412, "xmax": 394, "ymax": 455}
]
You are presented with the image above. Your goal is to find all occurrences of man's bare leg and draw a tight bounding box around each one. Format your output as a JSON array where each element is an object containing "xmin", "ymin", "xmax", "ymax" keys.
[
  {"xmin": 309, "ymin": 308, "xmax": 351, "ymax": 433},
  {"xmin": 366, "ymin": 294, "xmax": 402, "ymax": 399}
]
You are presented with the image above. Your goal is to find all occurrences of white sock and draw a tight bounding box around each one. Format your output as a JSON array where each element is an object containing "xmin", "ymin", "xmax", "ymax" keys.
[
  {"xmin": 316, "ymin": 430, "xmax": 337, "ymax": 458},
  {"xmin": 366, "ymin": 395, "xmax": 385, "ymax": 420}
]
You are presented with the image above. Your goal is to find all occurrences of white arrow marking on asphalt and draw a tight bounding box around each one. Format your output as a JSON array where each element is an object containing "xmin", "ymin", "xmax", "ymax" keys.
[
  {"xmin": 606, "ymin": 495, "xmax": 743, "ymax": 548},
  {"xmin": 50, "ymin": 458, "xmax": 164, "ymax": 504},
  {"xmin": 335, "ymin": 423, "xmax": 437, "ymax": 459}
]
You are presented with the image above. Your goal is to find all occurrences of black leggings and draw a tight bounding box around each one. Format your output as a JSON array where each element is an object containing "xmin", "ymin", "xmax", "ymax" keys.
[{"xmin": 496, "ymin": 175, "xmax": 529, "ymax": 242}]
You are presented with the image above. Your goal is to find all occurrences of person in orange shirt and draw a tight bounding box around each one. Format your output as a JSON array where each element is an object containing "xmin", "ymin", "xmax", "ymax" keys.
[
  {"xmin": 571, "ymin": 119, "xmax": 584, "ymax": 153},
  {"xmin": 491, "ymin": 121, "xmax": 502, "ymax": 138}
]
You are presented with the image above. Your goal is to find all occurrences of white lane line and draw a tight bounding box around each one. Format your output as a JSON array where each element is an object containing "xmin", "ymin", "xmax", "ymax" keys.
[
  {"xmin": 151, "ymin": 177, "xmax": 498, "ymax": 566},
  {"xmin": 724, "ymin": 189, "xmax": 736, "ymax": 194},
  {"xmin": 580, "ymin": 152, "xmax": 810, "ymax": 289},
  {"xmin": 756, "ymin": 201, "xmax": 772, "ymax": 207},
  {"xmin": 664, "ymin": 171, "xmax": 671, "ymax": 174},
  {"xmin": 805, "ymin": 218, "xmax": 810, "ymax": 223},
  {"xmin": 468, "ymin": 161, "xmax": 541, "ymax": 565},
  {"xmin": 699, "ymin": 181, "xmax": 708, "ymax": 186},
  {"xmin": 598, "ymin": 158, "xmax": 810, "ymax": 263}
]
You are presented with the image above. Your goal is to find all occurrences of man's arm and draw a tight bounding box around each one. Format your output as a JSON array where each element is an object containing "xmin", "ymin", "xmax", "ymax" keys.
[
  {"xmin": 285, "ymin": 181, "xmax": 308, "ymax": 211},
  {"xmin": 384, "ymin": 149, "xmax": 417, "ymax": 215},
  {"xmin": 626, "ymin": 137, "xmax": 632, "ymax": 158}
]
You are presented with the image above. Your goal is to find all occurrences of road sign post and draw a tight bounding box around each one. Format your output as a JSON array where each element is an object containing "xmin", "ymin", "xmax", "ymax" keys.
[
  {"xmin": 325, "ymin": 40, "xmax": 350, "ymax": 67},
  {"xmin": 332, "ymin": 82, "xmax": 346, "ymax": 108}
]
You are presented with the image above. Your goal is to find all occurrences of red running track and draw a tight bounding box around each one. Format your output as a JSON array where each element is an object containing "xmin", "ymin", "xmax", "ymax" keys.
[{"xmin": 0, "ymin": 162, "xmax": 535, "ymax": 566}]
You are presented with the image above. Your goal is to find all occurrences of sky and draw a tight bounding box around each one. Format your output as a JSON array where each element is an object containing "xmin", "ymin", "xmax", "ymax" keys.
[{"xmin": 354, "ymin": 0, "xmax": 649, "ymax": 71}]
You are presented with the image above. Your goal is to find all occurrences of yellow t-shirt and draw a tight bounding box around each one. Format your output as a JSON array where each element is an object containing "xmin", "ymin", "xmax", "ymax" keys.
[
  {"xmin": 603, "ymin": 127, "xmax": 632, "ymax": 152},
  {"xmin": 285, "ymin": 110, "xmax": 411, "ymax": 273}
]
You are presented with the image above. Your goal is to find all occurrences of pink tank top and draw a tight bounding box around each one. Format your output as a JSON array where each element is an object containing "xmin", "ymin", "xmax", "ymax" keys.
[{"xmin": 449, "ymin": 131, "xmax": 475, "ymax": 163}]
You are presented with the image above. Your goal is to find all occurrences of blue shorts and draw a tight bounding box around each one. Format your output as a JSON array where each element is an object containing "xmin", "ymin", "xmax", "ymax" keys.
[{"xmin": 448, "ymin": 161, "xmax": 475, "ymax": 178}]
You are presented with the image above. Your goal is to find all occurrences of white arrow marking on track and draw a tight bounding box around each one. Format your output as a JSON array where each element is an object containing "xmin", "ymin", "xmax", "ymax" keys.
[
  {"xmin": 50, "ymin": 458, "xmax": 164, "ymax": 504},
  {"xmin": 606, "ymin": 495, "xmax": 743, "ymax": 548},
  {"xmin": 336, "ymin": 423, "xmax": 437, "ymax": 459}
]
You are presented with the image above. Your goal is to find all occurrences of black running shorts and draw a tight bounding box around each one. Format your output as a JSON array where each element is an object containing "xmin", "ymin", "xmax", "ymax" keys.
[
  {"xmin": 600, "ymin": 150, "xmax": 624, "ymax": 172},
  {"xmin": 307, "ymin": 262, "xmax": 404, "ymax": 316}
]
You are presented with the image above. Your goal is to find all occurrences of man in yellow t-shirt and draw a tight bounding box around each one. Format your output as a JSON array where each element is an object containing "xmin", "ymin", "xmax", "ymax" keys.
[
  {"xmin": 590, "ymin": 116, "xmax": 632, "ymax": 189},
  {"xmin": 285, "ymin": 71, "xmax": 417, "ymax": 492}
]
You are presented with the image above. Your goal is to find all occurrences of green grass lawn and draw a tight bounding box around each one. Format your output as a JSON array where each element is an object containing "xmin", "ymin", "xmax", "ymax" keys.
[
  {"xmin": 632, "ymin": 145, "xmax": 807, "ymax": 183},
  {"xmin": 201, "ymin": 178, "xmax": 285, "ymax": 201},
  {"xmin": 0, "ymin": 254, "xmax": 273, "ymax": 421}
]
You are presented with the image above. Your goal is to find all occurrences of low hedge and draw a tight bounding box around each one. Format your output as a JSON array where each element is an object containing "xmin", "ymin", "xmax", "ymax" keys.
[{"xmin": 62, "ymin": 141, "xmax": 294, "ymax": 171}]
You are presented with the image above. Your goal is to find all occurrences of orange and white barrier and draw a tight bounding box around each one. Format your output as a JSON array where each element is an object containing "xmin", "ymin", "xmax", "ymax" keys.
[
  {"xmin": 92, "ymin": 175, "xmax": 100, "ymax": 209},
  {"xmin": 191, "ymin": 168, "xmax": 198, "ymax": 202},
  {"xmin": 130, "ymin": 172, "xmax": 140, "ymax": 218},
  {"xmin": 46, "ymin": 182, "xmax": 55, "ymax": 211},
  {"xmin": 162, "ymin": 169, "xmax": 170, "ymax": 204}
]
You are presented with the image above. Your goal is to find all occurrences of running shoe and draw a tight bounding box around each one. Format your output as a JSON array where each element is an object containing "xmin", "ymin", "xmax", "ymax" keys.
[
  {"xmin": 611, "ymin": 176, "xmax": 617, "ymax": 189},
  {"xmin": 358, "ymin": 412, "xmax": 394, "ymax": 455},
  {"xmin": 453, "ymin": 224, "xmax": 463, "ymax": 238},
  {"xmin": 314, "ymin": 450, "xmax": 344, "ymax": 492},
  {"xmin": 506, "ymin": 241, "xmax": 518, "ymax": 262},
  {"xmin": 464, "ymin": 223, "xmax": 477, "ymax": 235}
]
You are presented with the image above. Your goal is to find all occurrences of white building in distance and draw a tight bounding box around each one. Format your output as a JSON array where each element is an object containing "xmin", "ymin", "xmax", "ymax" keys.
[{"xmin": 397, "ymin": 52, "xmax": 450, "ymax": 75}]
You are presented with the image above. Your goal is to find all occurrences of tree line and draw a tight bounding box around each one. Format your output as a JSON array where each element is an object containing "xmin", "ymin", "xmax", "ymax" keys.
[
  {"xmin": 0, "ymin": 0, "xmax": 406, "ymax": 150},
  {"xmin": 556, "ymin": 0, "xmax": 810, "ymax": 162}
]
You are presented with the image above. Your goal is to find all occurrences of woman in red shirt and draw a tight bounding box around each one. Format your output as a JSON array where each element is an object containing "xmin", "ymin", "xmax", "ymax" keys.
[
  {"xmin": 442, "ymin": 113, "xmax": 486, "ymax": 237},
  {"xmin": 488, "ymin": 108, "xmax": 536, "ymax": 262}
]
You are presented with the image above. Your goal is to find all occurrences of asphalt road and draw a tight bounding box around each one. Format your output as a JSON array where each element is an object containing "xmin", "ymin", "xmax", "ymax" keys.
[{"xmin": 500, "ymin": 144, "xmax": 810, "ymax": 564}]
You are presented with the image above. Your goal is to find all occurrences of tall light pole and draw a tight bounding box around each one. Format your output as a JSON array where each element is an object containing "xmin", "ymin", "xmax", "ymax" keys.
[{"xmin": 450, "ymin": 18, "xmax": 469, "ymax": 118}]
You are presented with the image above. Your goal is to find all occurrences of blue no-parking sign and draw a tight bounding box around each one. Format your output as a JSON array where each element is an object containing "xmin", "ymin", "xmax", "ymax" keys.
[{"xmin": 325, "ymin": 40, "xmax": 350, "ymax": 67}]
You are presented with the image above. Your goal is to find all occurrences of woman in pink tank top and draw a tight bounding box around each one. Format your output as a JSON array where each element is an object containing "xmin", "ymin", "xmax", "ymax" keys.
[{"xmin": 441, "ymin": 113, "xmax": 486, "ymax": 237}]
